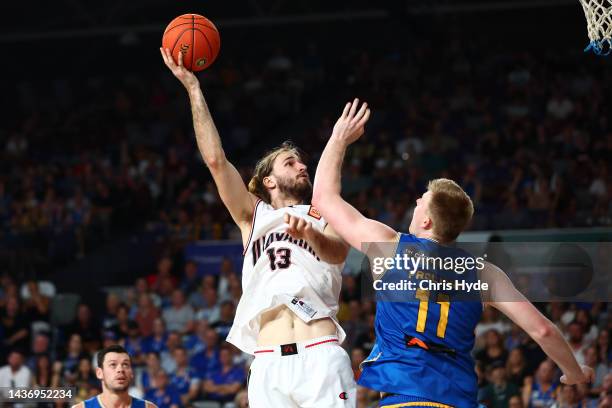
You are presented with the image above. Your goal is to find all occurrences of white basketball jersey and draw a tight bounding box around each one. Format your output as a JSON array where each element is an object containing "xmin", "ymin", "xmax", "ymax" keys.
[{"xmin": 226, "ymin": 200, "xmax": 346, "ymax": 355}]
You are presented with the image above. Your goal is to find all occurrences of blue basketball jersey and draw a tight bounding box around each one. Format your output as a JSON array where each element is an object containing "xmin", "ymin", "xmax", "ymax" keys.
[
  {"xmin": 359, "ymin": 233, "xmax": 483, "ymax": 407},
  {"xmin": 84, "ymin": 395, "xmax": 147, "ymax": 408}
]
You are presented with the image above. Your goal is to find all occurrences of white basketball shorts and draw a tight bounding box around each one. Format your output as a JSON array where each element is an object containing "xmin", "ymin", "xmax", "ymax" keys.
[{"xmin": 247, "ymin": 335, "xmax": 356, "ymax": 407}]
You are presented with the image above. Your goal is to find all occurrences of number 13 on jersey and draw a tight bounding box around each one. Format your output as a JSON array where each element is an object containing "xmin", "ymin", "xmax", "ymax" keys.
[{"xmin": 266, "ymin": 247, "xmax": 291, "ymax": 270}]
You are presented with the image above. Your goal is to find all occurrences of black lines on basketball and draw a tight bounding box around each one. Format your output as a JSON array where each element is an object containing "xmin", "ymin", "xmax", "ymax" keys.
[
  {"xmin": 191, "ymin": 15, "xmax": 195, "ymax": 70},
  {"xmin": 170, "ymin": 28, "xmax": 192, "ymax": 57},
  {"xmin": 173, "ymin": 21, "xmax": 216, "ymax": 31}
]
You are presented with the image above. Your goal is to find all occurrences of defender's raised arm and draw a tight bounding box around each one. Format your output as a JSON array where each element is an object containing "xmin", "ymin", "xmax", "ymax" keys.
[{"xmin": 312, "ymin": 99, "xmax": 397, "ymax": 250}]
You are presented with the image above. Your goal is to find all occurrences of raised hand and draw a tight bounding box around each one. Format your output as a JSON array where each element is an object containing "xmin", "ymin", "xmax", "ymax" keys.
[
  {"xmin": 284, "ymin": 213, "xmax": 315, "ymax": 241},
  {"xmin": 331, "ymin": 98, "xmax": 371, "ymax": 146},
  {"xmin": 560, "ymin": 365, "xmax": 595, "ymax": 385},
  {"xmin": 160, "ymin": 47, "xmax": 199, "ymax": 91}
]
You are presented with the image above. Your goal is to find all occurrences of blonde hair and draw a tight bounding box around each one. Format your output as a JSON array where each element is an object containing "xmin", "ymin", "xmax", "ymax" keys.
[
  {"xmin": 248, "ymin": 141, "xmax": 302, "ymax": 204},
  {"xmin": 427, "ymin": 178, "xmax": 474, "ymax": 242}
]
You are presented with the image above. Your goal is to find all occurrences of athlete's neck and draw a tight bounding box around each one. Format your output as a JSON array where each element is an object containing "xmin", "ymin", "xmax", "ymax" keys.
[
  {"xmin": 99, "ymin": 390, "xmax": 132, "ymax": 408},
  {"xmin": 414, "ymin": 231, "xmax": 443, "ymax": 244},
  {"xmin": 270, "ymin": 195, "xmax": 303, "ymax": 209}
]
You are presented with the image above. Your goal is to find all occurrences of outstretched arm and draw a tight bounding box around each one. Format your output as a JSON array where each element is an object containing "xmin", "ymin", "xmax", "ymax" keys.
[
  {"xmin": 161, "ymin": 48, "xmax": 257, "ymax": 240},
  {"xmin": 482, "ymin": 262, "xmax": 594, "ymax": 385},
  {"xmin": 312, "ymin": 99, "xmax": 397, "ymax": 251}
]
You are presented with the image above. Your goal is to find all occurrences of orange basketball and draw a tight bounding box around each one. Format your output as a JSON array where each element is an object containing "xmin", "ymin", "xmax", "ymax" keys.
[{"xmin": 161, "ymin": 14, "xmax": 220, "ymax": 72}]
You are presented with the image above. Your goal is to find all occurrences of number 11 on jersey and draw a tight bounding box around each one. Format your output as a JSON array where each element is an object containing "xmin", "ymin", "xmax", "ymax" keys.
[{"xmin": 415, "ymin": 289, "xmax": 450, "ymax": 338}]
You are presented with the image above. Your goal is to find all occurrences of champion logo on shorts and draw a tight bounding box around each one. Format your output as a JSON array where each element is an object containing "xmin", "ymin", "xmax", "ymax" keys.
[
  {"xmin": 308, "ymin": 205, "xmax": 322, "ymax": 220},
  {"xmin": 339, "ymin": 392, "xmax": 349, "ymax": 400},
  {"xmin": 280, "ymin": 343, "xmax": 298, "ymax": 356}
]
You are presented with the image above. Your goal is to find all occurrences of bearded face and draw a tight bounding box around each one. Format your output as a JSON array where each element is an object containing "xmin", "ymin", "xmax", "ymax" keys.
[{"xmin": 275, "ymin": 172, "xmax": 312, "ymax": 203}]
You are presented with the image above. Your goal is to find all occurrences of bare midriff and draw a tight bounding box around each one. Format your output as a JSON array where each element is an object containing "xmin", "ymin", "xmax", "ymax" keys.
[{"xmin": 257, "ymin": 305, "xmax": 336, "ymax": 346}]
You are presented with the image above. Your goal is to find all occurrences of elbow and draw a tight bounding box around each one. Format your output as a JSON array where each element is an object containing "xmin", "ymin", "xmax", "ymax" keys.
[
  {"xmin": 204, "ymin": 154, "xmax": 226, "ymax": 170},
  {"xmin": 532, "ymin": 321, "xmax": 555, "ymax": 343}
]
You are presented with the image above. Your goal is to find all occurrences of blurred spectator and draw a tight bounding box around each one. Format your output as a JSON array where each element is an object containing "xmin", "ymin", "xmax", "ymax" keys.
[
  {"xmin": 73, "ymin": 357, "xmax": 99, "ymax": 400},
  {"xmin": 102, "ymin": 293, "xmax": 121, "ymax": 331},
  {"xmin": 59, "ymin": 333, "xmax": 89, "ymax": 384},
  {"xmin": 523, "ymin": 360, "xmax": 558, "ymax": 408},
  {"xmin": 0, "ymin": 350, "xmax": 32, "ymax": 390},
  {"xmin": 21, "ymin": 280, "xmax": 50, "ymax": 329},
  {"xmin": 147, "ymin": 256, "xmax": 175, "ymax": 293},
  {"xmin": 567, "ymin": 321, "xmax": 588, "ymax": 366},
  {"xmin": 202, "ymin": 346, "xmax": 245, "ymax": 405},
  {"xmin": 162, "ymin": 289, "xmax": 194, "ymax": 335},
  {"xmin": 354, "ymin": 313, "xmax": 376, "ymax": 354},
  {"xmin": 26, "ymin": 333, "xmax": 50, "ymax": 371},
  {"xmin": 1, "ymin": 296, "xmax": 30, "ymax": 358},
  {"xmin": 144, "ymin": 369, "xmax": 181, "ymax": 408},
  {"xmin": 112, "ymin": 303, "xmax": 134, "ymax": 340},
  {"xmin": 508, "ymin": 395, "xmax": 524, "ymax": 408},
  {"xmin": 180, "ymin": 260, "xmax": 200, "ymax": 296},
  {"xmin": 134, "ymin": 294, "xmax": 160, "ymax": 337},
  {"xmin": 211, "ymin": 300, "xmax": 235, "ymax": 339},
  {"xmin": 123, "ymin": 321, "xmax": 145, "ymax": 366},
  {"xmin": 184, "ymin": 320, "xmax": 210, "ymax": 356},
  {"xmin": 505, "ymin": 323, "xmax": 528, "ymax": 352},
  {"xmin": 575, "ymin": 309, "xmax": 599, "ymax": 345},
  {"xmin": 68, "ymin": 303, "xmax": 101, "ymax": 354},
  {"xmin": 191, "ymin": 285, "xmax": 221, "ymax": 324},
  {"xmin": 142, "ymin": 318, "xmax": 168, "ymax": 355},
  {"xmin": 506, "ymin": 348, "xmax": 530, "ymax": 389},
  {"xmin": 480, "ymin": 361, "xmax": 520, "ymax": 408},
  {"xmin": 341, "ymin": 299, "xmax": 367, "ymax": 350},
  {"xmin": 137, "ymin": 351, "xmax": 162, "ymax": 395},
  {"xmin": 169, "ymin": 347, "xmax": 200, "ymax": 406},
  {"xmin": 585, "ymin": 346, "xmax": 610, "ymax": 397},
  {"xmin": 596, "ymin": 330, "xmax": 611, "ymax": 365},
  {"xmin": 32, "ymin": 354, "xmax": 52, "ymax": 388},
  {"xmin": 476, "ymin": 330, "xmax": 509, "ymax": 368},
  {"xmin": 476, "ymin": 308, "xmax": 511, "ymax": 339},
  {"xmin": 190, "ymin": 328, "xmax": 221, "ymax": 379},
  {"xmin": 552, "ymin": 384, "xmax": 581, "ymax": 408},
  {"xmin": 160, "ymin": 332, "xmax": 181, "ymax": 373}
]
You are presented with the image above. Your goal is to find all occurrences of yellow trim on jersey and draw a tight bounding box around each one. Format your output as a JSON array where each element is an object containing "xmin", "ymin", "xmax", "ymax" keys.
[{"xmin": 380, "ymin": 402, "xmax": 454, "ymax": 408}]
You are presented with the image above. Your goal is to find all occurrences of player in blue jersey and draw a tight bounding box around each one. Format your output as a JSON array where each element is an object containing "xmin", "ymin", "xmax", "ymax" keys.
[
  {"xmin": 312, "ymin": 99, "xmax": 594, "ymax": 408},
  {"xmin": 72, "ymin": 345, "xmax": 157, "ymax": 408}
]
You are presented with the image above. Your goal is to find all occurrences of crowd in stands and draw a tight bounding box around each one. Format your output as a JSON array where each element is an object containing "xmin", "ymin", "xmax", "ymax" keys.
[
  {"xmin": 0, "ymin": 21, "xmax": 611, "ymax": 408},
  {"xmin": 0, "ymin": 266, "xmax": 611, "ymax": 407},
  {"xmin": 1, "ymin": 37, "xmax": 612, "ymax": 271}
]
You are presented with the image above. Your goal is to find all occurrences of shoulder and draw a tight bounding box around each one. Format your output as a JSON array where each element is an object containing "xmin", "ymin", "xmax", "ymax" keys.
[
  {"xmin": 145, "ymin": 402, "xmax": 159, "ymax": 408},
  {"xmin": 71, "ymin": 403, "xmax": 85, "ymax": 408}
]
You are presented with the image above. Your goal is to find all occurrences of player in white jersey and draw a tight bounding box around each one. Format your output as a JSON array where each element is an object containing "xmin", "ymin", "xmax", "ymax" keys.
[{"xmin": 161, "ymin": 49, "xmax": 356, "ymax": 407}]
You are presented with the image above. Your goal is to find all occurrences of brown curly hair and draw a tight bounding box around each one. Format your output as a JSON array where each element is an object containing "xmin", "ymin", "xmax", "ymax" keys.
[{"xmin": 248, "ymin": 141, "xmax": 303, "ymax": 204}]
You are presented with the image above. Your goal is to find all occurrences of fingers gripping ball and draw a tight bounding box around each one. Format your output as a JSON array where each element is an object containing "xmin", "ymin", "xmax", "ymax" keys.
[{"xmin": 161, "ymin": 14, "xmax": 220, "ymax": 71}]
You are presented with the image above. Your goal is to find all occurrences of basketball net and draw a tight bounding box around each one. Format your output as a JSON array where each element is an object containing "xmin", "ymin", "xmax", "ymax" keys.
[{"xmin": 579, "ymin": 0, "xmax": 612, "ymax": 55}]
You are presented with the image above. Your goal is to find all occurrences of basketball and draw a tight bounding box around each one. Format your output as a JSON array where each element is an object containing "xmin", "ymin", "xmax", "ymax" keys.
[{"xmin": 161, "ymin": 14, "xmax": 220, "ymax": 71}]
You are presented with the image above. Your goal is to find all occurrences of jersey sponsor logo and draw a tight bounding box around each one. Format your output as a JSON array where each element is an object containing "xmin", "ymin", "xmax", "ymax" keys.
[
  {"xmin": 339, "ymin": 392, "xmax": 349, "ymax": 400},
  {"xmin": 251, "ymin": 232, "xmax": 320, "ymax": 266},
  {"xmin": 308, "ymin": 206, "xmax": 322, "ymax": 220}
]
